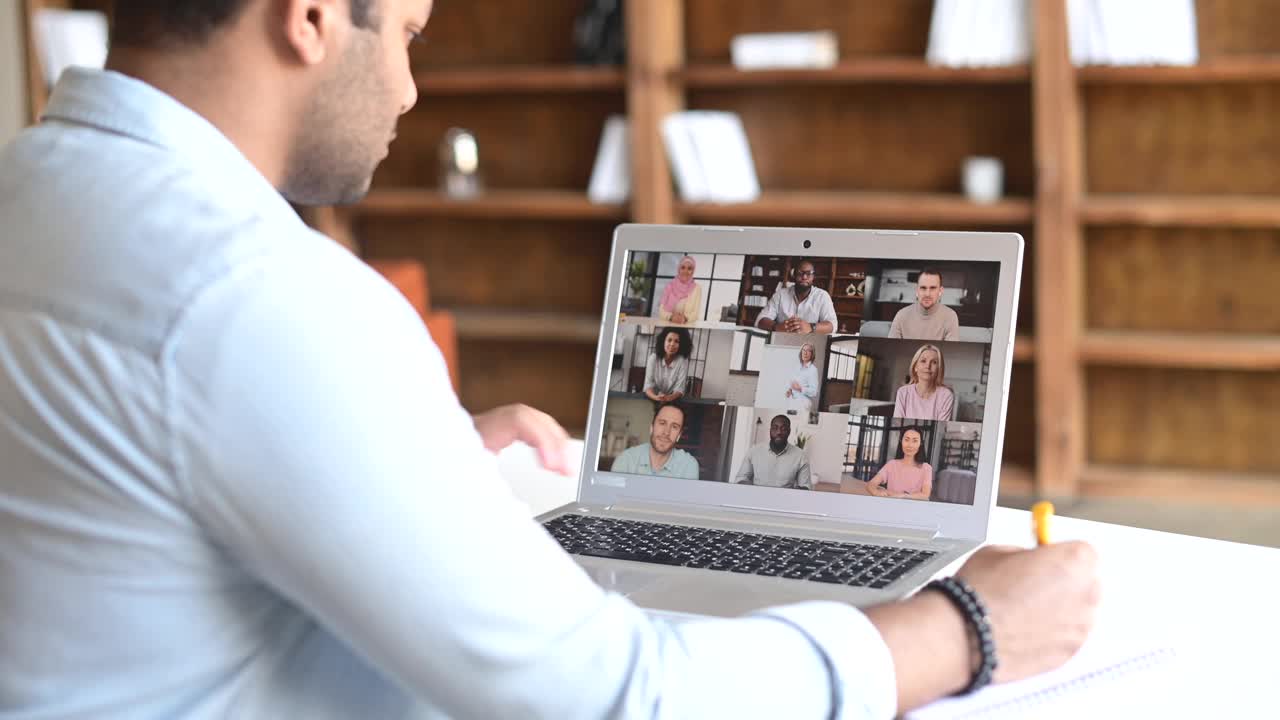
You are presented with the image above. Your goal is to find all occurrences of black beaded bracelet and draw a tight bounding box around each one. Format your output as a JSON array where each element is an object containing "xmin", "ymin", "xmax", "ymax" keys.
[{"xmin": 925, "ymin": 577, "xmax": 997, "ymax": 695}]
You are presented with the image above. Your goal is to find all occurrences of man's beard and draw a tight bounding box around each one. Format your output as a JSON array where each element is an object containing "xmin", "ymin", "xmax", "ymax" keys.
[
  {"xmin": 281, "ymin": 35, "xmax": 387, "ymax": 205},
  {"xmin": 770, "ymin": 437, "xmax": 788, "ymax": 452}
]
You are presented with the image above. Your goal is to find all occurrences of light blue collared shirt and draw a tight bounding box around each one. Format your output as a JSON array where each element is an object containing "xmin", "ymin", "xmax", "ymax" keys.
[
  {"xmin": 0, "ymin": 69, "xmax": 897, "ymax": 719},
  {"xmin": 610, "ymin": 444, "xmax": 701, "ymax": 479}
]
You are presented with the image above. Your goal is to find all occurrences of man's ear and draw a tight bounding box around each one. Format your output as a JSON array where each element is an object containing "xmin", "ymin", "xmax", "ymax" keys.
[{"xmin": 281, "ymin": 0, "xmax": 345, "ymax": 66}]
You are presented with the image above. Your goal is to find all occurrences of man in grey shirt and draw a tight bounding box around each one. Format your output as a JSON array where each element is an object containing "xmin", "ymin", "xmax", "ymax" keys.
[
  {"xmin": 734, "ymin": 414, "xmax": 812, "ymax": 489},
  {"xmin": 755, "ymin": 260, "xmax": 838, "ymax": 334},
  {"xmin": 888, "ymin": 268, "xmax": 960, "ymax": 341}
]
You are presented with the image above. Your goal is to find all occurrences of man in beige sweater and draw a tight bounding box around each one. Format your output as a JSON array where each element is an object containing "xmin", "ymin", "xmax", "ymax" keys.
[{"xmin": 889, "ymin": 268, "xmax": 960, "ymax": 341}]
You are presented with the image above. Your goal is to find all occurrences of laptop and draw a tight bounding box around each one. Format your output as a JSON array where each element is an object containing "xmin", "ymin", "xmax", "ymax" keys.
[{"xmin": 537, "ymin": 224, "xmax": 1023, "ymax": 617}]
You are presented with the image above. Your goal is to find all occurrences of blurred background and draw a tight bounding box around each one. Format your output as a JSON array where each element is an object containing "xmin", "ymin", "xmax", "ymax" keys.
[{"xmin": 6, "ymin": 0, "xmax": 1277, "ymax": 545}]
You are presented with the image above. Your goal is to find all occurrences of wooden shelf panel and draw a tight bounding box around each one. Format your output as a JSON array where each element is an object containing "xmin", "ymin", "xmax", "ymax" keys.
[
  {"xmin": 353, "ymin": 189, "xmax": 627, "ymax": 221},
  {"xmin": 679, "ymin": 59, "xmax": 1030, "ymax": 88},
  {"xmin": 1012, "ymin": 334, "xmax": 1035, "ymax": 363},
  {"xmin": 1082, "ymin": 194, "xmax": 1280, "ymax": 228},
  {"xmin": 997, "ymin": 462, "xmax": 1035, "ymax": 496},
  {"xmin": 1081, "ymin": 465, "xmax": 1280, "ymax": 506},
  {"xmin": 1079, "ymin": 56, "xmax": 1280, "ymax": 84},
  {"xmin": 414, "ymin": 66, "xmax": 626, "ymax": 94},
  {"xmin": 450, "ymin": 308, "xmax": 601, "ymax": 344},
  {"xmin": 1080, "ymin": 331, "xmax": 1280, "ymax": 371},
  {"xmin": 679, "ymin": 191, "xmax": 1034, "ymax": 226}
]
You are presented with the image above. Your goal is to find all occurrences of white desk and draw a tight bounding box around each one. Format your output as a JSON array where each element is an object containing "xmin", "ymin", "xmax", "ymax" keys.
[{"xmin": 499, "ymin": 441, "xmax": 1278, "ymax": 715}]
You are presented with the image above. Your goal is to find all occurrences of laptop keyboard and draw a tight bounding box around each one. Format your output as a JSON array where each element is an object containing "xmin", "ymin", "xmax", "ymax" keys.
[{"xmin": 543, "ymin": 514, "xmax": 937, "ymax": 589}]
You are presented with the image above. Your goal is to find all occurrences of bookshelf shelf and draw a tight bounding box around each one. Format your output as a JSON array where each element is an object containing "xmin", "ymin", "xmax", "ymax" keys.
[
  {"xmin": 414, "ymin": 66, "xmax": 627, "ymax": 95},
  {"xmin": 1081, "ymin": 465, "xmax": 1280, "ymax": 505},
  {"xmin": 1080, "ymin": 331, "xmax": 1280, "ymax": 371},
  {"xmin": 1082, "ymin": 194, "xmax": 1280, "ymax": 228},
  {"xmin": 679, "ymin": 191, "xmax": 1034, "ymax": 226},
  {"xmin": 450, "ymin": 308, "xmax": 600, "ymax": 344},
  {"xmin": 353, "ymin": 189, "xmax": 628, "ymax": 221},
  {"xmin": 1078, "ymin": 56, "xmax": 1280, "ymax": 84},
  {"xmin": 678, "ymin": 59, "xmax": 1031, "ymax": 88}
]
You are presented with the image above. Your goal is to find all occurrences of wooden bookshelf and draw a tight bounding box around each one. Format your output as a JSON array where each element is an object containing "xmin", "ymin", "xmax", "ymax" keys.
[
  {"xmin": 1080, "ymin": 331, "xmax": 1280, "ymax": 371},
  {"xmin": 20, "ymin": 0, "xmax": 1280, "ymax": 503},
  {"xmin": 415, "ymin": 66, "xmax": 626, "ymax": 95},
  {"xmin": 1078, "ymin": 55, "xmax": 1280, "ymax": 84},
  {"xmin": 449, "ymin": 308, "xmax": 600, "ymax": 343},
  {"xmin": 352, "ymin": 189, "xmax": 627, "ymax": 221},
  {"xmin": 679, "ymin": 191, "xmax": 1034, "ymax": 226},
  {"xmin": 679, "ymin": 59, "xmax": 1030, "ymax": 87},
  {"xmin": 1082, "ymin": 194, "xmax": 1280, "ymax": 228}
]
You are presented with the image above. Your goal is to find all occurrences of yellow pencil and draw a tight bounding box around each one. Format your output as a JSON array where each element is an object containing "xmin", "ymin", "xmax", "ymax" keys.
[
  {"xmin": 1032, "ymin": 501, "xmax": 1054, "ymax": 546},
  {"xmin": 1034, "ymin": 499, "xmax": 1054, "ymax": 543}
]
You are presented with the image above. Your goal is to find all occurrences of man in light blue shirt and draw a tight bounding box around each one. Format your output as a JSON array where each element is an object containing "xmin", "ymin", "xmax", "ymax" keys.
[
  {"xmin": 0, "ymin": 1, "xmax": 1103, "ymax": 718},
  {"xmin": 610, "ymin": 403, "xmax": 700, "ymax": 479}
]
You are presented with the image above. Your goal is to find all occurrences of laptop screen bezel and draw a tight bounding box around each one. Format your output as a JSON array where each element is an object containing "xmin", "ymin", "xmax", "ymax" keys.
[{"xmin": 577, "ymin": 223, "xmax": 1024, "ymax": 543}]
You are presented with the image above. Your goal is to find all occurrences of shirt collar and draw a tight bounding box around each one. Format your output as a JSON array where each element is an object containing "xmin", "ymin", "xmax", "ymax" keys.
[
  {"xmin": 42, "ymin": 68, "xmax": 279, "ymax": 199},
  {"xmin": 915, "ymin": 301, "xmax": 938, "ymax": 317}
]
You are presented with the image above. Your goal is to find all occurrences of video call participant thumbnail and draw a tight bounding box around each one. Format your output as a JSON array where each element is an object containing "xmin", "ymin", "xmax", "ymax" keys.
[{"xmin": 610, "ymin": 402, "xmax": 699, "ymax": 479}]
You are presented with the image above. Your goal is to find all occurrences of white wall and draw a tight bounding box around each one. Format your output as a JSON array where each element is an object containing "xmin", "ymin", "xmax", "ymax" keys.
[
  {"xmin": 700, "ymin": 329, "xmax": 736, "ymax": 398},
  {"xmin": 0, "ymin": 0, "xmax": 28, "ymax": 144}
]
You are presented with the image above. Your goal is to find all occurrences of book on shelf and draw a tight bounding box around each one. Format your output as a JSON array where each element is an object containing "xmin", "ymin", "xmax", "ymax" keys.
[
  {"xmin": 926, "ymin": 0, "xmax": 1030, "ymax": 68},
  {"xmin": 660, "ymin": 111, "xmax": 761, "ymax": 205},
  {"xmin": 33, "ymin": 9, "xmax": 110, "ymax": 88},
  {"xmin": 587, "ymin": 115, "xmax": 630, "ymax": 204},
  {"xmin": 730, "ymin": 31, "xmax": 839, "ymax": 71},
  {"xmin": 1069, "ymin": 0, "xmax": 1198, "ymax": 66}
]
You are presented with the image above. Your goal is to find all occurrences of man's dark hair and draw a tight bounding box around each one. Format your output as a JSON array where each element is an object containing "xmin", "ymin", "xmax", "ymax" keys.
[
  {"xmin": 111, "ymin": 0, "xmax": 379, "ymax": 48},
  {"xmin": 771, "ymin": 414, "xmax": 791, "ymax": 431},
  {"xmin": 918, "ymin": 267, "xmax": 945, "ymax": 286},
  {"xmin": 653, "ymin": 401, "xmax": 686, "ymax": 427}
]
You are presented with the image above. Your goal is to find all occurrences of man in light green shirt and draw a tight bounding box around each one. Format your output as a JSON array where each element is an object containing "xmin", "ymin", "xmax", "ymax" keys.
[
  {"xmin": 611, "ymin": 403, "xmax": 700, "ymax": 479},
  {"xmin": 734, "ymin": 415, "xmax": 812, "ymax": 489}
]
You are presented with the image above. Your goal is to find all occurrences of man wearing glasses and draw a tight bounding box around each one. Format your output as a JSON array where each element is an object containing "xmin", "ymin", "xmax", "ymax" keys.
[{"xmin": 755, "ymin": 260, "xmax": 839, "ymax": 334}]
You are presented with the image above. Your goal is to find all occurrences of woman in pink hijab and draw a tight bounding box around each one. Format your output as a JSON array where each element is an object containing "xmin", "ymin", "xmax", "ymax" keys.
[{"xmin": 653, "ymin": 255, "xmax": 703, "ymax": 325}]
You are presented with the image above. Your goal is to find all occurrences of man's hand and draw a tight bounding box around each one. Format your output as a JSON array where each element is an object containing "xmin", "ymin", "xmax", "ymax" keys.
[
  {"xmin": 782, "ymin": 317, "xmax": 812, "ymax": 334},
  {"xmin": 865, "ymin": 541, "xmax": 1101, "ymax": 712},
  {"xmin": 473, "ymin": 404, "xmax": 573, "ymax": 476},
  {"xmin": 957, "ymin": 543, "xmax": 1101, "ymax": 684}
]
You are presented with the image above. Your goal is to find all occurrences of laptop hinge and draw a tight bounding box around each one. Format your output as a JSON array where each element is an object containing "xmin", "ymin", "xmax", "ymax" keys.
[{"xmin": 601, "ymin": 498, "xmax": 943, "ymax": 543}]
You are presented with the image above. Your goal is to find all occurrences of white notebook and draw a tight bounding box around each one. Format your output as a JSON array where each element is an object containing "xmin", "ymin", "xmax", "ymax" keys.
[{"xmin": 906, "ymin": 642, "xmax": 1183, "ymax": 719}]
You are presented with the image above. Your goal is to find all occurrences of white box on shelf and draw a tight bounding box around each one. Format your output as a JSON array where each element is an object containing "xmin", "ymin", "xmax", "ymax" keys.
[{"xmin": 730, "ymin": 31, "xmax": 839, "ymax": 71}]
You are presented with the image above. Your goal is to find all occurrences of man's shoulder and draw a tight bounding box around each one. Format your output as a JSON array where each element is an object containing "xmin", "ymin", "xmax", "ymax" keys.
[
  {"xmin": 942, "ymin": 304, "xmax": 960, "ymax": 320},
  {"xmin": 618, "ymin": 444, "xmax": 649, "ymax": 461},
  {"xmin": 892, "ymin": 305, "xmax": 913, "ymax": 318}
]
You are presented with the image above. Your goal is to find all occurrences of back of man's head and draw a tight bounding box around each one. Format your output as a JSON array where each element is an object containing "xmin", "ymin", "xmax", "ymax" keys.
[{"xmin": 112, "ymin": 0, "xmax": 379, "ymax": 48}]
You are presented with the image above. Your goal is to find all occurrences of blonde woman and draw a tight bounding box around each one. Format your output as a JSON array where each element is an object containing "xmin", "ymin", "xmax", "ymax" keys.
[
  {"xmin": 784, "ymin": 342, "xmax": 819, "ymax": 413},
  {"xmin": 893, "ymin": 344, "xmax": 955, "ymax": 421},
  {"xmin": 653, "ymin": 255, "xmax": 702, "ymax": 325}
]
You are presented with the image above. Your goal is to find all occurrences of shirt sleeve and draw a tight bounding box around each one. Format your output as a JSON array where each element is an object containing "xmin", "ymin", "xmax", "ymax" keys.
[
  {"xmin": 943, "ymin": 310, "xmax": 960, "ymax": 341},
  {"xmin": 611, "ymin": 446, "xmax": 637, "ymax": 474},
  {"xmin": 643, "ymin": 355, "xmax": 657, "ymax": 392},
  {"xmin": 893, "ymin": 385, "xmax": 908, "ymax": 419},
  {"xmin": 817, "ymin": 292, "xmax": 838, "ymax": 327},
  {"xmin": 799, "ymin": 366, "xmax": 820, "ymax": 398},
  {"xmin": 168, "ymin": 241, "xmax": 897, "ymax": 720},
  {"xmin": 938, "ymin": 386, "xmax": 956, "ymax": 421},
  {"xmin": 684, "ymin": 283, "xmax": 704, "ymax": 322},
  {"xmin": 735, "ymin": 451, "xmax": 755, "ymax": 484},
  {"xmin": 757, "ymin": 288, "xmax": 783, "ymax": 323},
  {"xmin": 671, "ymin": 356, "xmax": 690, "ymax": 396},
  {"xmin": 796, "ymin": 453, "xmax": 812, "ymax": 490},
  {"xmin": 888, "ymin": 310, "xmax": 905, "ymax": 339}
]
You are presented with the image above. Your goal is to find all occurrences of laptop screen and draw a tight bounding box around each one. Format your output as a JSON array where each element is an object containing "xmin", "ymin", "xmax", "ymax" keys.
[{"xmin": 598, "ymin": 251, "xmax": 1002, "ymax": 506}]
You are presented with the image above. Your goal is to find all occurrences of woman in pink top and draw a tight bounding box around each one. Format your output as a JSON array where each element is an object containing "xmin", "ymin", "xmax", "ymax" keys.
[
  {"xmin": 893, "ymin": 344, "xmax": 955, "ymax": 421},
  {"xmin": 867, "ymin": 426, "xmax": 933, "ymax": 501}
]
